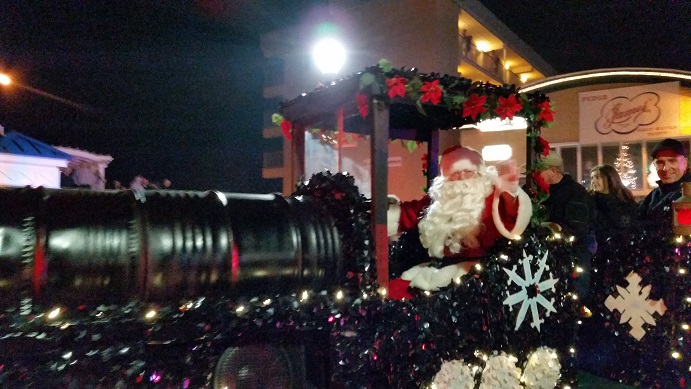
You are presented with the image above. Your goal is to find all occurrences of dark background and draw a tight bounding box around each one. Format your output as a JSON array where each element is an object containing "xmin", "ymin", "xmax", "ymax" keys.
[{"xmin": 0, "ymin": 1, "xmax": 688, "ymax": 193}]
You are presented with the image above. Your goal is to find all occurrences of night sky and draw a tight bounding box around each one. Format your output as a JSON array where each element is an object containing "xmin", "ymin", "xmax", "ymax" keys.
[{"xmin": 0, "ymin": 1, "xmax": 688, "ymax": 193}]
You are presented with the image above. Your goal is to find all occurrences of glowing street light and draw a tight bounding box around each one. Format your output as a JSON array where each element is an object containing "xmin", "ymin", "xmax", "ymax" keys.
[
  {"xmin": 0, "ymin": 74, "xmax": 10, "ymax": 85},
  {"xmin": 312, "ymin": 38, "xmax": 346, "ymax": 74}
]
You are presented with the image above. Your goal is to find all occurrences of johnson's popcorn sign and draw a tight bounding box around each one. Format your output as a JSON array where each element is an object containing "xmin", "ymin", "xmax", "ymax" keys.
[{"xmin": 579, "ymin": 81, "xmax": 680, "ymax": 144}]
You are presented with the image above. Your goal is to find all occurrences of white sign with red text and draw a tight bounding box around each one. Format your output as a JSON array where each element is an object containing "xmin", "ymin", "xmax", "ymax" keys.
[{"xmin": 579, "ymin": 81, "xmax": 680, "ymax": 144}]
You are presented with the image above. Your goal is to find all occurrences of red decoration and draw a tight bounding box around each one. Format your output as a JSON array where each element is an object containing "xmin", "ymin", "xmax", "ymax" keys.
[
  {"xmin": 355, "ymin": 93, "xmax": 369, "ymax": 118},
  {"xmin": 461, "ymin": 93, "xmax": 487, "ymax": 120},
  {"xmin": 532, "ymin": 171, "xmax": 550, "ymax": 194},
  {"xmin": 494, "ymin": 94, "xmax": 523, "ymax": 120},
  {"xmin": 676, "ymin": 209, "xmax": 691, "ymax": 224},
  {"xmin": 280, "ymin": 119, "xmax": 292, "ymax": 140},
  {"xmin": 537, "ymin": 100, "xmax": 555, "ymax": 122},
  {"xmin": 538, "ymin": 136, "xmax": 550, "ymax": 156},
  {"xmin": 421, "ymin": 153, "xmax": 428, "ymax": 170},
  {"xmin": 385, "ymin": 75, "xmax": 407, "ymax": 99},
  {"xmin": 420, "ymin": 80, "xmax": 442, "ymax": 105}
]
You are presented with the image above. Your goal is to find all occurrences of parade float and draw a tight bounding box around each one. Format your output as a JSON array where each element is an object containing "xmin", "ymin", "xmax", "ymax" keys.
[{"xmin": 0, "ymin": 62, "xmax": 687, "ymax": 388}]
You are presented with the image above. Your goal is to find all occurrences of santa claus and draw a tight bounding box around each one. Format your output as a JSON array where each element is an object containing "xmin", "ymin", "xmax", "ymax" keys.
[{"xmin": 387, "ymin": 145, "xmax": 532, "ymax": 299}]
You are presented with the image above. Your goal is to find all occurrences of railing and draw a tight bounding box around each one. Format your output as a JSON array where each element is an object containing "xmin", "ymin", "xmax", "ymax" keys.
[{"xmin": 459, "ymin": 35, "xmax": 525, "ymax": 86}]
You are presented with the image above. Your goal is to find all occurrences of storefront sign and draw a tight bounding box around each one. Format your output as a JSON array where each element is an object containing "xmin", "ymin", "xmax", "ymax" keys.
[{"xmin": 579, "ymin": 81, "xmax": 680, "ymax": 144}]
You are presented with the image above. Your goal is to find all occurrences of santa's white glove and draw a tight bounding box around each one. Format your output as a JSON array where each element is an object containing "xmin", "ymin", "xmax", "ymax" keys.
[
  {"xmin": 495, "ymin": 159, "xmax": 519, "ymax": 196},
  {"xmin": 387, "ymin": 195, "xmax": 401, "ymax": 238}
]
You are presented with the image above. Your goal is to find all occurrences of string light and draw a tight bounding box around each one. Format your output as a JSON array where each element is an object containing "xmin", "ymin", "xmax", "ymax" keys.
[
  {"xmin": 474, "ymin": 263, "xmax": 482, "ymax": 271},
  {"xmin": 671, "ymin": 351, "xmax": 681, "ymax": 359},
  {"xmin": 300, "ymin": 290, "xmax": 309, "ymax": 301},
  {"xmin": 335, "ymin": 290, "xmax": 344, "ymax": 300},
  {"xmin": 263, "ymin": 298, "xmax": 272, "ymax": 306},
  {"xmin": 377, "ymin": 287, "xmax": 388, "ymax": 297},
  {"xmin": 144, "ymin": 309, "xmax": 157, "ymax": 319},
  {"xmin": 235, "ymin": 305, "xmax": 245, "ymax": 313},
  {"xmin": 47, "ymin": 307, "xmax": 61, "ymax": 320}
]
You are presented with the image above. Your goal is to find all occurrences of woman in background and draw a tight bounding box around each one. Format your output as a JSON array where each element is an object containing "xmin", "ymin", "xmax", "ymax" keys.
[{"xmin": 589, "ymin": 164, "xmax": 638, "ymax": 245}]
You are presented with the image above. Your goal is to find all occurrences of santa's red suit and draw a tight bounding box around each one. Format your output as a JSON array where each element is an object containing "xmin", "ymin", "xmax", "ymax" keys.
[{"xmin": 387, "ymin": 146, "xmax": 532, "ymax": 299}]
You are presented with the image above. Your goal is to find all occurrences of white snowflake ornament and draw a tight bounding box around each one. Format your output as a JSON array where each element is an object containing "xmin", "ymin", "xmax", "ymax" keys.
[
  {"xmin": 604, "ymin": 271, "xmax": 667, "ymax": 341},
  {"xmin": 502, "ymin": 250, "xmax": 558, "ymax": 332}
]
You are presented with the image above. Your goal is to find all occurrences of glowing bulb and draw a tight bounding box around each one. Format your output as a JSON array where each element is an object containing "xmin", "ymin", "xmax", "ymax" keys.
[
  {"xmin": 680, "ymin": 268, "xmax": 687, "ymax": 274},
  {"xmin": 672, "ymin": 351, "xmax": 681, "ymax": 359},
  {"xmin": 475, "ymin": 41, "xmax": 490, "ymax": 52},
  {"xmin": 0, "ymin": 74, "xmax": 10, "ymax": 85},
  {"xmin": 474, "ymin": 263, "xmax": 482, "ymax": 271},
  {"xmin": 263, "ymin": 299, "xmax": 272, "ymax": 306},
  {"xmin": 335, "ymin": 290, "xmax": 344, "ymax": 300},
  {"xmin": 682, "ymin": 324, "xmax": 689, "ymax": 330},
  {"xmin": 235, "ymin": 305, "xmax": 245, "ymax": 313},
  {"xmin": 312, "ymin": 38, "xmax": 346, "ymax": 74},
  {"xmin": 568, "ymin": 236, "xmax": 575, "ymax": 242},
  {"xmin": 301, "ymin": 290, "xmax": 309, "ymax": 300},
  {"xmin": 145, "ymin": 310, "xmax": 157, "ymax": 319},
  {"xmin": 575, "ymin": 266, "xmax": 584, "ymax": 273},
  {"xmin": 569, "ymin": 348, "xmax": 575, "ymax": 353},
  {"xmin": 377, "ymin": 287, "xmax": 387, "ymax": 297},
  {"xmin": 454, "ymin": 277, "xmax": 462, "ymax": 284},
  {"xmin": 676, "ymin": 236, "xmax": 684, "ymax": 243},
  {"xmin": 571, "ymin": 294, "xmax": 579, "ymax": 300},
  {"xmin": 47, "ymin": 307, "xmax": 61, "ymax": 319},
  {"xmin": 504, "ymin": 62, "xmax": 511, "ymax": 70},
  {"xmin": 423, "ymin": 291, "xmax": 431, "ymax": 296},
  {"xmin": 554, "ymin": 233, "xmax": 562, "ymax": 239}
]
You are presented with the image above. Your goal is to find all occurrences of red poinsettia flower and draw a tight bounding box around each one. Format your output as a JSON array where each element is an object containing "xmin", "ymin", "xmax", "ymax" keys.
[
  {"xmin": 538, "ymin": 136, "xmax": 550, "ymax": 156},
  {"xmin": 494, "ymin": 94, "xmax": 523, "ymax": 120},
  {"xmin": 532, "ymin": 171, "xmax": 550, "ymax": 194},
  {"xmin": 280, "ymin": 119, "xmax": 292, "ymax": 140},
  {"xmin": 355, "ymin": 93, "xmax": 369, "ymax": 118},
  {"xmin": 421, "ymin": 153, "xmax": 428, "ymax": 170},
  {"xmin": 420, "ymin": 80, "xmax": 442, "ymax": 105},
  {"xmin": 462, "ymin": 93, "xmax": 487, "ymax": 121},
  {"xmin": 385, "ymin": 75, "xmax": 407, "ymax": 99},
  {"xmin": 537, "ymin": 100, "xmax": 555, "ymax": 122}
]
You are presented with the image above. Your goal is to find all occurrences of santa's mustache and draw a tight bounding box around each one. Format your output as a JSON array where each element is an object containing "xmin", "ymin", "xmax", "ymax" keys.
[{"xmin": 418, "ymin": 174, "xmax": 494, "ymax": 257}]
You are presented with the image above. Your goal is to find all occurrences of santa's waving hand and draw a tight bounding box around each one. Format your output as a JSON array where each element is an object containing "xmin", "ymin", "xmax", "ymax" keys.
[{"xmin": 387, "ymin": 146, "xmax": 532, "ymax": 300}]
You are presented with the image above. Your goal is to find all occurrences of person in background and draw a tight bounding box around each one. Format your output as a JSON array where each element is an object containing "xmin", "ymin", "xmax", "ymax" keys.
[
  {"xmin": 538, "ymin": 149, "xmax": 597, "ymax": 314},
  {"xmin": 639, "ymin": 138, "xmax": 691, "ymax": 229},
  {"xmin": 59, "ymin": 166, "xmax": 77, "ymax": 188},
  {"xmin": 588, "ymin": 164, "xmax": 637, "ymax": 245}
]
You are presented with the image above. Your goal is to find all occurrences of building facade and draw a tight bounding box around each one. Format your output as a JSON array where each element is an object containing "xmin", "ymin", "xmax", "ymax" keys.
[
  {"xmin": 460, "ymin": 69, "xmax": 691, "ymax": 198},
  {"xmin": 260, "ymin": 0, "xmax": 555, "ymax": 198}
]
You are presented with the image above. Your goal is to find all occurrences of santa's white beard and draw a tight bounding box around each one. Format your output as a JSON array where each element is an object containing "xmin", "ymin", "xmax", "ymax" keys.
[{"xmin": 418, "ymin": 174, "xmax": 495, "ymax": 258}]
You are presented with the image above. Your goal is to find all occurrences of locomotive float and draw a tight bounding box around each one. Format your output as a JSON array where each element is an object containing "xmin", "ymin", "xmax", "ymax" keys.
[{"xmin": 0, "ymin": 62, "xmax": 687, "ymax": 388}]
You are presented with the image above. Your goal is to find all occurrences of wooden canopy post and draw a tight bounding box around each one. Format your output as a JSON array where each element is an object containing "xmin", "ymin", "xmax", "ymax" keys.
[{"xmin": 370, "ymin": 98, "xmax": 389, "ymax": 288}]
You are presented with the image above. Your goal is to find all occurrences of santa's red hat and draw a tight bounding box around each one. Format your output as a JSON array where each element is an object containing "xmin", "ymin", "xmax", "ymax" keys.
[{"xmin": 439, "ymin": 146, "xmax": 485, "ymax": 177}]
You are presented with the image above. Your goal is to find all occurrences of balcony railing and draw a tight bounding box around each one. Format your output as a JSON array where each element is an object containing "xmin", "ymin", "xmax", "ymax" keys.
[{"xmin": 459, "ymin": 35, "xmax": 524, "ymax": 86}]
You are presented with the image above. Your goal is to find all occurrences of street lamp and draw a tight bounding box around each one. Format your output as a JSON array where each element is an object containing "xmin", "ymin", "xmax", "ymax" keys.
[{"xmin": 312, "ymin": 38, "xmax": 346, "ymax": 74}]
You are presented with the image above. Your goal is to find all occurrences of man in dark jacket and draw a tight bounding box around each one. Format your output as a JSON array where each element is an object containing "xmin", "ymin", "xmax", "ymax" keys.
[
  {"xmin": 538, "ymin": 150, "xmax": 597, "ymax": 310},
  {"xmin": 639, "ymin": 138, "xmax": 691, "ymax": 229}
]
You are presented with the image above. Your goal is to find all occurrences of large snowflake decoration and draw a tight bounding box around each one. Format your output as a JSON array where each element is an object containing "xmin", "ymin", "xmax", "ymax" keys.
[
  {"xmin": 604, "ymin": 271, "xmax": 667, "ymax": 341},
  {"xmin": 502, "ymin": 249, "xmax": 558, "ymax": 331}
]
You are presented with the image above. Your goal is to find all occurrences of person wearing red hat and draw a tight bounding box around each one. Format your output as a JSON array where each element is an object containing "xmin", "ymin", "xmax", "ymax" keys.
[{"xmin": 387, "ymin": 145, "xmax": 532, "ymax": 299}]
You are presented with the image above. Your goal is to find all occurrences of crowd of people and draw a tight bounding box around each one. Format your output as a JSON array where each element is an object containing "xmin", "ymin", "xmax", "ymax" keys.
[{"xmin": 385, "ymin": 138, "xmax": 689, "ymax": 314}]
